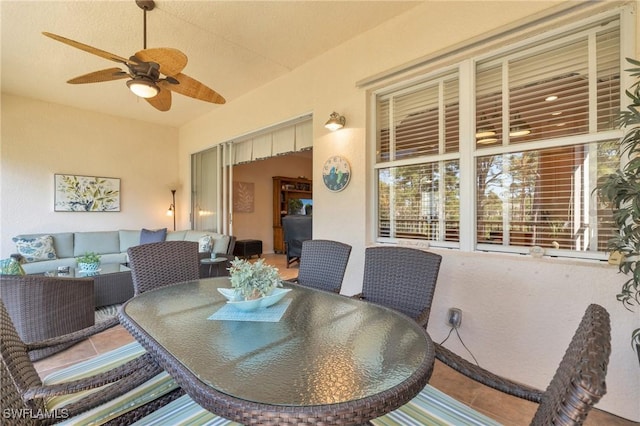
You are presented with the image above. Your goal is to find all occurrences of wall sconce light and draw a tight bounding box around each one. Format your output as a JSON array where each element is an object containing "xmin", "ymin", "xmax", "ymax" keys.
[
  {"xmin": 324, "ymin": 112, "xmax": 346, "ymax": 131},
  {"xmin": 166, "ymin": 189, "xmax": 176, "ymax": 231}
]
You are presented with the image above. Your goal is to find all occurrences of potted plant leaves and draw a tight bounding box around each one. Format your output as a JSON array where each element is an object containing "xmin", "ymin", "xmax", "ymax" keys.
[
  {"xmin": 596, "ymin": 57, "xmax": 640, "ymax": 364},
  {"xmin": 76, "ymin": 252, "xmax": 101, "ymax": 272}
]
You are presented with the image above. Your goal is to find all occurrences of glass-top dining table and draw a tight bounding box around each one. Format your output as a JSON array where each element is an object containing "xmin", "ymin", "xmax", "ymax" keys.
[{"xmin": 118, "ymin": 277, "xmax": 435, "ymax": 425}]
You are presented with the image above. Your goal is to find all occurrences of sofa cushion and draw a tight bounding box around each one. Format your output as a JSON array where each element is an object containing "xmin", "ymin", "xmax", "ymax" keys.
[
  {"xmin": 140, "ymin": 228, "xmax": 167, "ymax": 245},
  {"xmin": 12, "ymin": 235, "xmax": 57, "ymax": 262},
  {"xmin": 13, "ymin": 232, "xmax": 74, "ymax": 259},
  {"xmin": 211, "ymin": 234, "xmax": 231, "ymax": 254},
  {"xmin": 165, "ymin": 230, "xmax": 187, "ymax": 241},
  {"xmin": 74, "ymin": 231, "xmax": 120, "ymax": 257},
  {"xmin": 119, "ymin": 230, "xmax": 141, "ymax": 253}
]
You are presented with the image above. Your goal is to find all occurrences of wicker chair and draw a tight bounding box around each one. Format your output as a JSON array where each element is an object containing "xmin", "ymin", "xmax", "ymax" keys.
[
  {"xmin": 127, "ymin": 241, "xmax": 200, "ymax": 295},
  {"xmin": 0, "ymin": 275, "xmax": 118, "ymax": 361},
  {"xmin": 371, "ymin": 304, "xmax": 611, "ymax": 425},
  {"xmin": 0, "ymin": 299, "xmax": 183, "ymax": 425},
  {"xmin": 295, "ymin": 239, "xmax": 352, "ymax": 293},
  {"xmin": 353, "ymin": 246, "xmax": 442, "ymax": 327}
]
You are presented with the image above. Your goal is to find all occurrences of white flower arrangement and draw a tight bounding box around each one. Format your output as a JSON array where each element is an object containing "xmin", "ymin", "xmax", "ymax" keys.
[{"xmin": 228, "ymin": 257, "xmax": 282, "ymax": 300}]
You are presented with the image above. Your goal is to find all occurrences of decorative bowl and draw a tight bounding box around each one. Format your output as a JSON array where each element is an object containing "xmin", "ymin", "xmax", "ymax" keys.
[{"xmin": 217, "ymin": 287, "xmax": 292, "ymax": 311}]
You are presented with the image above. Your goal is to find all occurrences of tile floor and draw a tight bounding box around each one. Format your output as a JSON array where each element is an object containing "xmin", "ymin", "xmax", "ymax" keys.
[{"xmin": 33, "ymin": 254, "xmax": 635, "ymax": 425}]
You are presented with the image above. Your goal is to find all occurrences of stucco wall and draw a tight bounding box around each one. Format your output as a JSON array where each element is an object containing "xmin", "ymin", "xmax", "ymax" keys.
[
  {"xmin": 0, "ymin": 94, "xmax": 180, "ymax": 256},
  {"xmin": 178, "ymin": 1, "xmax": 640, "ymax": 421}
]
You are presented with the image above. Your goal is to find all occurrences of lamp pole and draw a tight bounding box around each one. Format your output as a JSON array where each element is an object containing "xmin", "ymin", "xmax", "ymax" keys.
[{"xmin": 171, "ymin": 189, "xmax": 176, "ymax": 231}]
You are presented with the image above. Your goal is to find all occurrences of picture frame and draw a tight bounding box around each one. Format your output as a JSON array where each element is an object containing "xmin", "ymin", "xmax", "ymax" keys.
[
  {"xmin": 54, "ymin": 174, "xmax": 121, "ymax": 212},
  {"xmin": 233, "ymin": 181, "xmax": 255, "ymax": 213}
]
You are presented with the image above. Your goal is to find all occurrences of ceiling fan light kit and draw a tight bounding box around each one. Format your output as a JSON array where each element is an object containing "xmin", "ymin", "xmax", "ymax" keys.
[
  {"xmin": 127, "ymin": 78, "xmax": 160, "ymax": 98},
  {"xmin": 42, "ymin": 0, "xmax": 225, "ymax": 111}
]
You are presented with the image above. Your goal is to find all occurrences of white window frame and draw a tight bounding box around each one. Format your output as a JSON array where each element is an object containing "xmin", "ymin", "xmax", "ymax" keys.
[{"xmin": 370, "ymin": 5, "xmax": 634, "ymax": 260}]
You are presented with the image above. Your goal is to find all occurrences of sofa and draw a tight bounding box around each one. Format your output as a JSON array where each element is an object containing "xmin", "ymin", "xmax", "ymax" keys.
[{"xmin": 10, "ymin": 229, "xmax": 234, "ymax": 275}]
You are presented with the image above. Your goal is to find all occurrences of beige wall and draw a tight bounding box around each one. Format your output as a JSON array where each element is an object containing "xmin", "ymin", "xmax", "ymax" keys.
[
  {"xmin": 232, "ymin": 154, "xmax": 312, "ymax": 252},
  {"xmin": 0, "ymin": 94, "xmax": 180, "ymax": 256},
  {"xmin": 178, "ymin": 1, "xmax": 640, "ymax": 421}
]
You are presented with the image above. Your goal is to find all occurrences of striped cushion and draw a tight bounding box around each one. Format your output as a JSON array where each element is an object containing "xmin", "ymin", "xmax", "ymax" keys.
[
  {"xmin": 132, "ymin": 394, "xmax": 241, "ymax": 426},
  {"xmin": 56, "ymin": 372, "xmax": 178, "ymax": 425},
  {"xmin": 44, "ymin": 342, "xmax": 147, "ymax": 408},
  {"xmin": 42, "ymin": 342, "xmax": 180, "ymax": 425},
  {"xmin": 370, "ymin": 385, "xmax": 502, "ymax": 426}
]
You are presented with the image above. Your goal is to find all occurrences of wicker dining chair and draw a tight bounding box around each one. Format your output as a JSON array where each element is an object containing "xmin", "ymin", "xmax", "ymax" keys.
[
  {"xmin": 371, "ymin": 304, "xmax": 611, "ymax": 426},
  {"xmin": 127, "ymin": 241, "xmax": 200, "ymax": 295},
  {"xmin": 0, "ymin": 299, "xmax": 183, "ymax": 425},
  {"xmin": 354, "ymin": 246, "xmax": 442, "ymax": 327},
  {"xmin": 0, "ymin": 275, "xmax": 117, "ymax": 361},
  {"xmin": 295, "ymin": 239, "xmax": 352, "ymax": 293}
]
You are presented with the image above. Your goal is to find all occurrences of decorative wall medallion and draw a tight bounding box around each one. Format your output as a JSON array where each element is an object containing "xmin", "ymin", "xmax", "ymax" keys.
[{"xmin": 322, "ymin": 156, "xmax": 351, "ymax": 192}]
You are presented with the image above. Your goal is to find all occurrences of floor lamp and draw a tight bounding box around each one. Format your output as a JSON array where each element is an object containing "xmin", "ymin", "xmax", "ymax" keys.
[{"xmin": 167, "ymin": 189, "xmax": 176, "ymax": 231}]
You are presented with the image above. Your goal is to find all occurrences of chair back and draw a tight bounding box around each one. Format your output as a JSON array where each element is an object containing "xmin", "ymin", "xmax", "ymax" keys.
[
  {"xmin": 297, "ymin": 240, "xmax": 352, "ymax": 293},
  {"xmin": 531, "ymin": 303, "xmax": 611, "ymax": 425},
  {"xmin": 362, "ymin": 246, "xmax": 441, "ymax": 325},
  {"xmin": 282, "ymin": 215, "xmax": 312, "ymax": 267},
  {"xmin": 127, "ymin": 241, "xmax": 200, "ymax": 295},
  {"xmin": 0, "ymin": 275, "xmax": 95, "ymax": 360},
  {"xmin": 0, "ymin": 300, "xmax": 46, "ymax": 418}
]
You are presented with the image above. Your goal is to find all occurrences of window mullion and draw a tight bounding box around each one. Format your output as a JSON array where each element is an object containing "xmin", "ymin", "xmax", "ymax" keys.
[
  {"xmin": 588, "ymin": 32, "xmax": 598, "ymax": 134},
  {"xmin": 502, "ymin": 155, "xmax": 511, "ymax": 245},
  {"xmin": 502, "ymin": 60, "xmax": 510, "ymax": 147},
  {"xmin": 459, "ymin": 60, "xmax": 475, "ymax": 251},
  {"xmin": 389, "ymin": 96, "xmax": 396, "ymax": 162}
]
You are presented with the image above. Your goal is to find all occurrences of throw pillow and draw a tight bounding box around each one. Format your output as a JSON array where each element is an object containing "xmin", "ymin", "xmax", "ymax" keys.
[
  {"xmin": 198, "ymin": 235, "xmax": 213, "ymax": 253},
  {"xmin": 12, "ymin": 235, "xmax": 57, "ymax": 262},
  {"xmin": 140, "ymin": 228, "xmax": 167, "ymax": 245}
]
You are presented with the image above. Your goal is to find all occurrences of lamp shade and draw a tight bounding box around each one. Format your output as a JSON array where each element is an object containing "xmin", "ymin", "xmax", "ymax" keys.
[{"xmin": 325, "ymin": 112, "xmax": 345, "ymax": 131}]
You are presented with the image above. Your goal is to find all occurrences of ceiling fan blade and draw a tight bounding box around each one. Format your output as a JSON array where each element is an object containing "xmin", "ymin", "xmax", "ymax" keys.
[
  {"xmin": 145, "ymin": 87, "xmax": 172, "ymax": 112},
  {"xmin": 67, "ymin": 68, "xmax": 129, "ymax": 84},
  {"xmin": 43, "ymin": 32, "xmax": 131, "ymax": 64},
  {"xmin": 160, "ymin": 73, "xmax": 226, "ymax": 104},
  {"xmin": 134, "ymin": 48, "xmax": 187, "ymax": 77}
]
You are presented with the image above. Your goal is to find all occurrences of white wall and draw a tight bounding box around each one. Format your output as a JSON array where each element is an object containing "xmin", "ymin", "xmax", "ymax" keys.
[
  {"xmin": 178, "ymin": 1, "xmax": 640, "ymax": 421},
  {"xmin": 0, "ymin": 94, "xmax": 180, "ymax": 256}
]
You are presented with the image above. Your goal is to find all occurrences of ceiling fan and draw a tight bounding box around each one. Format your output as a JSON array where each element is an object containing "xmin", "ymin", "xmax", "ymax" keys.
[{"xmin": 42, "ymin": 0, "xmax": 225, "ymax": 112}]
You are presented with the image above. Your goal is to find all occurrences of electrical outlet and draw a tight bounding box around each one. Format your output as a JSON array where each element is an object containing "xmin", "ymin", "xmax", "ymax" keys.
[{"xmin": 447, "ymin": 308, "xmax": 462, "ymax": 328}]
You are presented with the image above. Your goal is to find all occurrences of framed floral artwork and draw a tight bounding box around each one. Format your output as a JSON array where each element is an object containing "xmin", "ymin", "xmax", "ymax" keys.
[{"xmin": 54, "ymin": 174, "xmax": 120, "ymax": 212}]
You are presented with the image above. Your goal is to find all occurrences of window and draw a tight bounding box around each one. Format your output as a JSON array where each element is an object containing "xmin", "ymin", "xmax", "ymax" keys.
[
  {"xmin": 374, "ymin": 8, "xmax": 628, "ymax": 259},
  {"xmin": 376, "ymin": 71, "xmax": 460, "ymax": 243}
]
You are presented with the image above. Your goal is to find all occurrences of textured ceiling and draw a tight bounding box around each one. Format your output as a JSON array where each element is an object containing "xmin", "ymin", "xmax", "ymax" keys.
[{"xmin": 1, "ymin": 1, "xmax": 420, "ymax": 127}]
